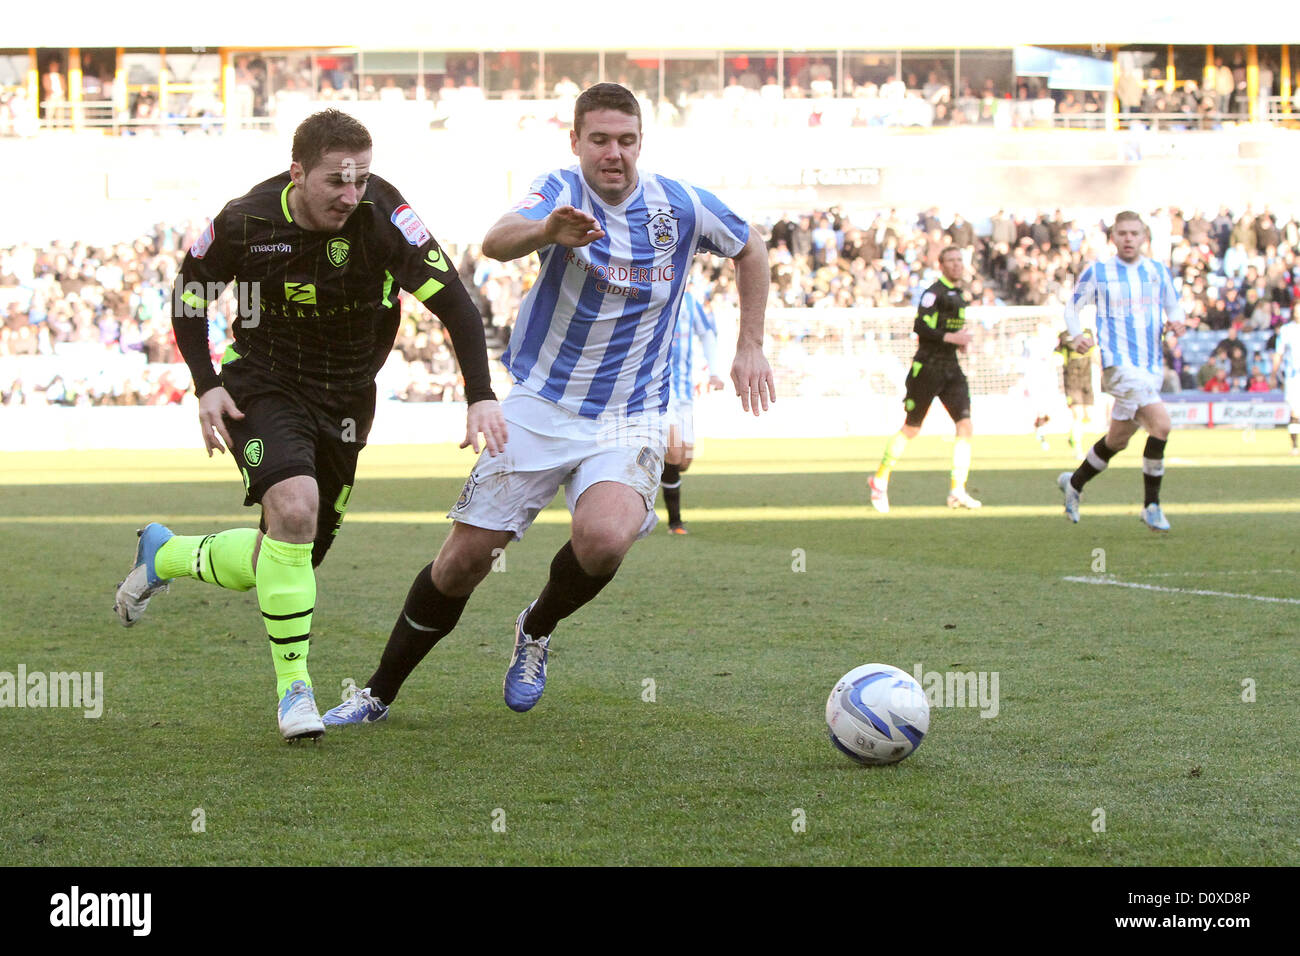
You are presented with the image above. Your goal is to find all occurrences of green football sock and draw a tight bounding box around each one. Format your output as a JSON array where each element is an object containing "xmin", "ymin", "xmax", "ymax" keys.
[
  {"xmin": 256, "ymin": 536, "xmax": 316, "ymax": 698},
  {"xmin": 876, "ymin": 432, "xmax": 908, "ymax": 482},
  {"xmin": 154, "ymin": 529, "xmax": 258, "ymax": 591}
]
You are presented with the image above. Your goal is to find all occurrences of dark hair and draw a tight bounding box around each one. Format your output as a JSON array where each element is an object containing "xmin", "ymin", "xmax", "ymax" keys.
[
  {"xmin": 292, "ymin": 109, "xmax": 372, "ymax": 173},
  {"xmin": 939, "ymin": 245, "xmax": 963, "ymax": 260},
  {"xmin": 573, "ymin": 83, "xmax": 640, "ymax": 134}
]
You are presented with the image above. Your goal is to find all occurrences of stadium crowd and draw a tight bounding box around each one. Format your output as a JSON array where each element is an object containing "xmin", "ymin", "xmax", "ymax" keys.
[{"xmin": 3, "ymin": 204, "xmax": 1297, "ymax": 406}]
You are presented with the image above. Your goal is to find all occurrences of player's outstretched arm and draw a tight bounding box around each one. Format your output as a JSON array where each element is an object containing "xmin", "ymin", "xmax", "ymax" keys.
[
  {"xmin": 730, "ymin": 229, "xmax": 776, "ymax": 416},
  {"xmin": 482, "ymin": 207, "xmax": 605, "ymax": 262},
  {"xmin": 197, "ymin": 386, "xmax": 244, "ymax": 457},
  {"xmin": 462, "ymin": 398, "xmax": 508, "ymax": 456}
]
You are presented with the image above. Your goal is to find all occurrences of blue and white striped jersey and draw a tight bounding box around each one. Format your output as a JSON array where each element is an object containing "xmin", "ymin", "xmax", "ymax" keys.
[
  {"xmin": 501, "ymin": 166, "xmax": 748, "ymax": 418},
  {"xmin": 1064, "ymin": 256, "xmax": 1183, "ymax": 375},
  {"xmin": 668, "ymin": 290, "xmax": 720, "ymax": 403},
  {"xmin": 1277, "ymin": 322, "xmax": 1300, "ymax": 381}
]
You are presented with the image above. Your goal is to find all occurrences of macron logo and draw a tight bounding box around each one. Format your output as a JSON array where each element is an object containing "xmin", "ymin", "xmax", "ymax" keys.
[{"xmin": 50, "ymin": 886, "xmax": 151, "ymax": 936}]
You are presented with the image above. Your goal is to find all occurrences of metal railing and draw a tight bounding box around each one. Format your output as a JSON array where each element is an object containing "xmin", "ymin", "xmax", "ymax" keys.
[{"xmin": 16, "ymin": 93, "xmax": 1300, "ymax": 137}]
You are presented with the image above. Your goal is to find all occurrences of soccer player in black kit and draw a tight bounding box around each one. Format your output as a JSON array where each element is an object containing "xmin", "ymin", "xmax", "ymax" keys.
[
  {"xmin": 869, "ymin": 246, "xmax": 981, "ymax": 512},
  {"xmin": 112, "ymin": 110, "xmax": 507, "ymax": 741}
]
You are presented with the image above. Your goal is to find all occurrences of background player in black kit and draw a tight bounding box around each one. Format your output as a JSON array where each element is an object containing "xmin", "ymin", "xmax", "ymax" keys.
[
  {"xmin": 112, "ymin": 109, "xmax": 507, "ymax": 741},
  {"xmin": 1056, "ymin": 329, "xmax": 1097, "ymax": 452},
  {"xmin": 869, "ymin": 246, "xmax": 981, "ymax": 512}
]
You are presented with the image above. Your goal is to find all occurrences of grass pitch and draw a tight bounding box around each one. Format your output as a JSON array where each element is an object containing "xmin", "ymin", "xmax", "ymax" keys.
[{"xmin": 1, "ymin": 430, "xmax": 1297, "ymax": 866}]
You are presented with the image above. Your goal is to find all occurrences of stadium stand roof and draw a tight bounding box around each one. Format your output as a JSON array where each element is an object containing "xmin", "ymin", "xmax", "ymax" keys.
[{"xmin": 9, "ymin": 0, "xmax": 1295, "ymax": 49}]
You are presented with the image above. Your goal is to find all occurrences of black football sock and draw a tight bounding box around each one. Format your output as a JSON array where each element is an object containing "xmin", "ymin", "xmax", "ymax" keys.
[
  {"xmin": 367, "ymin": 562, "xmax": 469, "ymax": 705},
  {"xmin": 1071, "ymin": 437, "xmax": 1119, "ymax": 492},
  {"xmin": 1142, "ymin": 436, "xmax": 1167, "ymax": 507},
  {"xmin": 523, "ymin": 540, "xmax": 616, "ymax": 638},
  {"xmin": 661, "ymin": 463, "xmax": 683, "ymax": 525}
]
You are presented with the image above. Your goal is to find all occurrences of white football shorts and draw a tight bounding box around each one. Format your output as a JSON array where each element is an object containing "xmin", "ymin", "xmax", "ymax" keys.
[
  {"xmin": 1101, "ymin": 365, "xmax": 1165, "ymax": 421},
  {"xmin": 665, "ymin": 397, "xmax": 695, "ymax": 448},
  {"xmin": 1284, "ymin": 377, "xmax": 1300, "ymax": 416},
  {"xmin": 448, "ymin": 387, "xmax": 666, "ymax": 541}
]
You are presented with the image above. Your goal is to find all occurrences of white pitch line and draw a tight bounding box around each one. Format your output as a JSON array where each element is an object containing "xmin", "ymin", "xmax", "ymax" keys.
[
  {"xmin": 1135, "ymin": 569, "xmax": 1297, "ymax": 578},
  {"xmin": 1062, "ymin": 575, "xmax": 1300, "ymax": 605}
]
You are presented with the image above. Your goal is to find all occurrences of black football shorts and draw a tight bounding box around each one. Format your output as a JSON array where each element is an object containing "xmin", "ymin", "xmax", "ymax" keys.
[
  {"xmin": 219, "ymin": 359, "xmax": 375, "ymax": 564},
  {"xmin": 902, "ymin": 357, "xmax": 971, "ymax": 427}
]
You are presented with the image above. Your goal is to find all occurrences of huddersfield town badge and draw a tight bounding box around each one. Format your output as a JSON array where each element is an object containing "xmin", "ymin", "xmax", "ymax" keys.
[
  {"xmin": 453, "ymin": 475, "xmax": 477, "ymax": 511},
  {"xmin": 646, "ymin": 211, "xmax": 679, "ymax": 251}
]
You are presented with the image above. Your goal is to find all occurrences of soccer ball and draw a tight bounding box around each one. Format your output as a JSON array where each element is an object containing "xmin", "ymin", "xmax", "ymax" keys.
[{"xmin": 825, "ymin": 663, "xmax": 930, "ymax": 765}]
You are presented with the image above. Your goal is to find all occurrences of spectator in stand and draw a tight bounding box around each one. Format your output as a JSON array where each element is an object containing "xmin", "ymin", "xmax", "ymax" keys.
[
  {"xmin": 1231, "ymin": 207, "xmax": 1258, "ymax": 255},
  {"xmin": 41, "ymin": 60, "xmax": 66, "ymax": 121},
  {"xmin": 1214, "ymin": 58, "xmax": 1235, "ymax": 110},
  {"xmin": 1222, "ymin": 286, "xmax": 1246, "ymax": 325},
  {"xmin": 1117, "ymin": 68, "xmax": 1142, "ymax": 114},
  {"xmin": 1212, "ymin": 324, "xmax": 1250, "ymax": 388},
  {"xmin": 1029, "ymin": 214, "xmax": 1051, "ymax": 251},
  {"xmin": 1161, "ymin": 331, "xmax": 1184, "ymax": 392},
  {"xmin": 1185, "ymin": 210, "xmax": 1211, "ymax": 248},
  {"xmin": 948, "ymin": 213, "xmax": 974, "ymax": 249},
  {"xmin": 1203, "ymin": 365, "xmax": 1232, "ymax": 392},
  {"xmin": 1212, "ymin": 207, "xmax": 1234, "ymax": 256}
]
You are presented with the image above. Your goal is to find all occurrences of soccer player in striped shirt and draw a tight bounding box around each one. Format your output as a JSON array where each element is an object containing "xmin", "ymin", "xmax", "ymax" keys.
[
  {"xmin": 1058, "ymin": 210, "xmax": 1184, "ymax": 531},
  {"xmin": 661, "ymin": 283, "xmax": 725, "ymax": 534},
  {"xmin": 325, "ymin": 83, "xmax": 775, "ymax": 724},
  {"xmin": 1271, "ymin": 309, "xmax": 1300, "ymax": 455}
]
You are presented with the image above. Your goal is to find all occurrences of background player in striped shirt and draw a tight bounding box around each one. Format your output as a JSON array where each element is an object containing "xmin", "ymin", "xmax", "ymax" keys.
[
  {"xmin": 1058, "ymin": 210, "xmax": 1184, "ymax": 531},
  {"xmin": 112, "ymin": 110, "xmax": 505, "ymax": 740},
  {"xmin": 661, "ymin": 282, "xmax": 724, "ymax": 534},
  {"xmin": 1271, "ymin": 309, "xmax": 1300, "ymax": 455},
  {"xmin": 325, "ymin": 83, "xmax": 774, "ymax": 725}
]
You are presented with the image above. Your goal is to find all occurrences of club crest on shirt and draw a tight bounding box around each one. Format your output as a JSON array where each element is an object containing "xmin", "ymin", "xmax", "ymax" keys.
[
  {"xmin": 327, "ymin": 238, "xmax": 350, "ymax": 267},
  {"xmin": 646, "ymin": 211, "xmax": 679, "ymax": 251},
  {"xmin": 920, "ymin": 291, "xmax": 937, "ymax": 308}
]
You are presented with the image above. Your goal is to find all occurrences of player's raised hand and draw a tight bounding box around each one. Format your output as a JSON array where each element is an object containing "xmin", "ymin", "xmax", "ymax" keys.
[
  {"xmin": 544, "ymin": 205, "xmax": 605, "ymax": 248},
  {"xmin": 463, "ymin": 398, "xmax": 508, "ymax": 456},
  {"xmin": 731, "ymin": 341, "xmax": 776, "ymax": 416},
  {"xmin": 197, "ymin": 386, "xmax": 243, "ymax": 457}
]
